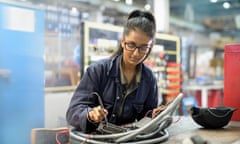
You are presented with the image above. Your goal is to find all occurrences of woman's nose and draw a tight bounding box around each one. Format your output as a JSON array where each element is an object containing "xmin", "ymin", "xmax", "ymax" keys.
[{"xmin": 132, "ymin": 48, "xmax": 140, "ymax": 56}]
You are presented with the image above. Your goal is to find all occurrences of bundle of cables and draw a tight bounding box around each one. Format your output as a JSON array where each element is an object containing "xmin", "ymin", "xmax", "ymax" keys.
[{"xmin": 70, "ymin": 93, "xmax": 183, "ymax": 144}]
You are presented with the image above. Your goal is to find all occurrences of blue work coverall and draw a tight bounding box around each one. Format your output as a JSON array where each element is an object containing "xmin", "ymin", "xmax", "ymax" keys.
[{"xmin": 66, "ymin": 55, "xmax": 158, "ymax": 133}]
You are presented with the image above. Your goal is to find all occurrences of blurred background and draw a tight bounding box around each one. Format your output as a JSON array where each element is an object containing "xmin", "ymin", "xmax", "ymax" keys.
[{"xmin": 0, "ymin": 0, "xmax": 239, "ymax": 143}]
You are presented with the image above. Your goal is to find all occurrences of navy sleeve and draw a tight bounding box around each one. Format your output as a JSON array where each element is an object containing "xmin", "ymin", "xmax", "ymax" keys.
[{"xmin": 66, "ymin": 64, "xmax": 102, "ymax": 133}]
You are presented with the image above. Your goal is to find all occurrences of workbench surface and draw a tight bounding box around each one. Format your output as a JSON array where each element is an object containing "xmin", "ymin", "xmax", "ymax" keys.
[{"xmin": 165, "ymin": 116, "xmax": 240, "ymax": 144}]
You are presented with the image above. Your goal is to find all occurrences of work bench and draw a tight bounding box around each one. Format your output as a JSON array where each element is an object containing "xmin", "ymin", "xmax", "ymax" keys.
[{"xmin": 165, "ymin": 116, "xmax": 240, "ymax": 144}]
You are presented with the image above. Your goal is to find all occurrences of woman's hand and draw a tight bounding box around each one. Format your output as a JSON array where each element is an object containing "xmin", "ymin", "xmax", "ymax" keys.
[
  {"xmin": 87, "ymin": 106, "xmax": 108, "ymax": 123},
  {"xmin": 152, "ymin": 105, "xmax": 166, "ymax": 119}
]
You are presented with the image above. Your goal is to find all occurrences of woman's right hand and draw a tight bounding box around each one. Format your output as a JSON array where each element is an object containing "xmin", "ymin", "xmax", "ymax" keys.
[{"xmin": 87, "ymin": 106, "xmax": 108, "ymax": 123}]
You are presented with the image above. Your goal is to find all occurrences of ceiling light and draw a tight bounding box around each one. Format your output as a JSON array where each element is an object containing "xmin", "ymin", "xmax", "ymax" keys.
[
  {"xmin": 210, "ymin": 0, "xmax": 218, "ymax": 3},
  {"xmin": 223, "ymin": 2, "xmax": 231, "ymax": 9},
  {"xmin": 70, "ymin": 7, "xmax": 79, "ymax": 16},
  {"xmin": 144, "ymin": 4, "xmax": 151, "ymax": 11},
  {"xmin": 125, "ymin": 0, "xmax": 132, "ymax": 5},
  {"xmin": 113, "ymin": 0, "xmax": 120, "ymax": 2},
  {"xmin": 71, "ymin": 7, "xmax": 78, "ymax": 13}
]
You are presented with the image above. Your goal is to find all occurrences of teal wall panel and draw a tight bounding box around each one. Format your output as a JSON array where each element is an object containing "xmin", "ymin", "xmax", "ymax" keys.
[{"xmin": 0, "ymin": 3, "xmax": 45, "ymax": 144}]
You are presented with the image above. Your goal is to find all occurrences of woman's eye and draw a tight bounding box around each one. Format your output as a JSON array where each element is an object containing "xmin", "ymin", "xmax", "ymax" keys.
[{"xmin": 128, "ymin": 44, "xmax": 136, "ymax": 48}]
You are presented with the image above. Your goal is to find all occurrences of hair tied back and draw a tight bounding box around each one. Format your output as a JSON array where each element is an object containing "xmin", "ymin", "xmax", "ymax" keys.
[{"xmin": 128, "ymin": 10, "xmax": 141, "ymax": 20}]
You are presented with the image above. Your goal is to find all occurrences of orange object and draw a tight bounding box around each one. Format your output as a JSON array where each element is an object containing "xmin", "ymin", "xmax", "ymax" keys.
[
  {"xmin": 167, "ymin": 71, "xmax": 183, "ymax": 75},
  {"xmin": 167, "ymin": 62, "xmax": 181, "ymax": 67},
  {"xmin": 167, "ymin": 77, "xmax": 183, "ymax": 82},
  {"xmin": 224, "ymin": 44, "xmax": 240, "ymax": 122},
  {"xmin": 168, "ymin": 85, "xmax": 182, "ymax": 89}
]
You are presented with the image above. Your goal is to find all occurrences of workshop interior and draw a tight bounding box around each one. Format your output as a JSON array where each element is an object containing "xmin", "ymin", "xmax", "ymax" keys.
[{"xmin": 0, "ymin": 0, "xmax": 240, "ymax": 144}]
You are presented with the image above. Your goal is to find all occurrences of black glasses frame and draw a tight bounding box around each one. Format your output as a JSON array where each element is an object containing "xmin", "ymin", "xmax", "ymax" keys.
[{"xmin": 124, "ymin": 42, "xmax": 150, "ymax": 54}]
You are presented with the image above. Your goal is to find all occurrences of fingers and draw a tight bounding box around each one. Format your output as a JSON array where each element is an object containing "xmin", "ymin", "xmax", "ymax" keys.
[
  {"xmin": 152, "ymin": 105, "xmax": 166, "ymax": 119},
  {"xmin": 88, "ymin": 106, "xmax": 108, "ymax": 123}
]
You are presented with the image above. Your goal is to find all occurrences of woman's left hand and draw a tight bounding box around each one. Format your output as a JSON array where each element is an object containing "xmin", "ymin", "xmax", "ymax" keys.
[{"xmin": 152, "ymin": 105, "xmax": 166, "ymax": 119}]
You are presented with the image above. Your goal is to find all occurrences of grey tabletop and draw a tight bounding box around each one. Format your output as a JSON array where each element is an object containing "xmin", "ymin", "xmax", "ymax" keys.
[{"xmin": 164, "ymin": 116, "xmax": 240, "ymax": 144}]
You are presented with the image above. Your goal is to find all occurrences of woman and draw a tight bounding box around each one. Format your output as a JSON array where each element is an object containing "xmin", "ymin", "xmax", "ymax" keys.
[{"xmin": 66, "ymin": 9, "xmax": 161, "ymax": 133}]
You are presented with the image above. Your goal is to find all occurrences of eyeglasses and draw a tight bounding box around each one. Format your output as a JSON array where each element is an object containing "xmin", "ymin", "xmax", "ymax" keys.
[{"xmin": 124, "ymin": 42, "xmax": 150, "ymax": 54}]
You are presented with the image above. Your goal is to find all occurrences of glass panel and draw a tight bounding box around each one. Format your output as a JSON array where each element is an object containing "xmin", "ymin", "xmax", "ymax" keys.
[
  {"xmin": 44, "ymin": 5, "xmax": 81, "ymax": 91},
  {"xmin": 82, "ymin": 22, "xmax": 123, "ymax": 72}
]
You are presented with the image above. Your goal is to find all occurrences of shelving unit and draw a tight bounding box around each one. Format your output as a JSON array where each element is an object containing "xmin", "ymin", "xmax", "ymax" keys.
[
  {"xmin": 145, "ymin": 33, "xmax": 182, "ymax": 104},
  {"xmin": 81, "ymin": 21, "xmax": 123, "ymax": 71}
]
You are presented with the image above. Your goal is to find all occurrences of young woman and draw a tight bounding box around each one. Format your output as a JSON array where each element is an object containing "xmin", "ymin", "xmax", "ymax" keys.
[{"xmin": 66, "ymin": 9, "xmax": 162, "ymax": 133}]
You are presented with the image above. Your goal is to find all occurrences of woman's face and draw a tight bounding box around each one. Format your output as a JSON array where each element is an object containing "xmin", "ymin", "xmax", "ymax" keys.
[{"xmin": 121, "ymin": 29, "xmax": 153, "ymax": 67}]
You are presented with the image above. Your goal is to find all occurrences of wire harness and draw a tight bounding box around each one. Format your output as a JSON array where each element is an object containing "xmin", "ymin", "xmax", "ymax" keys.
[{"xmin": 70, "ymin": 93, "xmax": 183, "ymax": 144}]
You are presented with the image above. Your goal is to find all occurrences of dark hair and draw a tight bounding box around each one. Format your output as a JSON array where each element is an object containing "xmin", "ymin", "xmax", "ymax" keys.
[
  {"xmin": 125, "ymin": 10, "xmax": 156, "ymax": 38},
  {"xmin": 112, "ymin": 10, "xmax": 156, "ymax": 58}
]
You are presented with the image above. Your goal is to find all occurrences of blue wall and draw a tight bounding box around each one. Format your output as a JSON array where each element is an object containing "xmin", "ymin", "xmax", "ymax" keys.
[{"xmin": 0, "ymin": 3, "xmax": 44, "ymax": 144}]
